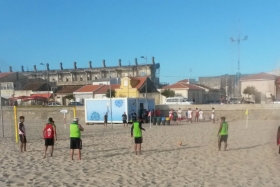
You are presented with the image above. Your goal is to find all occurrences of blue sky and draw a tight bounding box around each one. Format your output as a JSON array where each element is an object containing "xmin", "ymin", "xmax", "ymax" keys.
[{"xmin": 0, "ymin": 0, "xmax": 279, "ymax": 84}]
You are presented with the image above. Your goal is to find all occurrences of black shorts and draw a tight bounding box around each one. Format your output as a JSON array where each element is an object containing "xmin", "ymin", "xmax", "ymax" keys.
[
  {"xmin": 19, "ymin": 134, "xmax": 27, "ymax": 143},
  {"xmin": 134, "ymin": 137, "xmax": 142, "ymax": 144},
  {"xmin": 219, "ymin": 135, "xmax": 228, "ymax": 143},
  {"xmin": 70, "ymin": 138, "xmax": 82, "ymax": 149},
  {"xmin": 45, "ymin": 138, "xmax": 54, "ymax": 146},
  {"xmin": 123, "ymin": 120, "xmax": 127, "ymax": 124}
]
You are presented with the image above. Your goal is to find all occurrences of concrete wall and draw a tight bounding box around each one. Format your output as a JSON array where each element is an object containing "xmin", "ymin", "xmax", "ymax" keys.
[
  {"xmin": 155, "ymin": 104, "xmax": 280, "ymax": 121},
  {"xmin": 1, "ymin": 104, "xmax": 279, "ymax": 130}
]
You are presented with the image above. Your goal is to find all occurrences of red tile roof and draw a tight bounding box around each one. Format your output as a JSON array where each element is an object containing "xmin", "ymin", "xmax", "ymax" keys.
[
  {"xmin": 163, "ymin": 83, "xmax": 203, "ymax": 90},
  {"xmin": 0, "ymin": 72, "xmax": 14, "ymax": 79},
  {"xmin": 74, "ymin": 85, "xmax": 103, "ymax": 93},
  {"xmin": 31, "ymin": 93, "xmax": 52, "ymax": 98},
  {"xmin": 240, "ymin": 73, "xmax": 277, "ymax": 81},
  {"xmin": 93, "ymin": 84, "xmax": 120, "ymax": 94},
  {"xmin": 130, "ymin": 77, "xmax": 147, "ymax": 89},
  {"xmin": 56, "ymin": 85, "xmax": 84, "ymax": 94}
]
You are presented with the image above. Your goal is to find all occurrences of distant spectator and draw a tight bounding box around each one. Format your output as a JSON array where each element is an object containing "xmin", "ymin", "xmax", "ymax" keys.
[
  {"xmin": 177, "ymin": 108, "xmax": 182, "ymax": 122},
  {"xmin": 199, "ymin": 109, "xmax": 203, "ymax": 121},
  {"xmin": 271, "ymin": 94, "xmax": 275, "ymax": 102},
  {"xmin": 195, "ymin": 108, "xmax": 199, "ymax": 122},
  {"xmin": 131, "ymin": 110, "xmax": 137, "ymax": 122},
  {"xmin": 104, "ymin": 112, "xmax": 108, "ymax": 127},
  {"xmin": 192, "ymin": 97, "xmax": 195, "ymax": 103},
  {"xmin": 241, "ymin": 97, "xmax": 244, "ymax": 104},
  {"xmin": 211, "ymin": 107, "xmax": 215, "ymax": 124}
]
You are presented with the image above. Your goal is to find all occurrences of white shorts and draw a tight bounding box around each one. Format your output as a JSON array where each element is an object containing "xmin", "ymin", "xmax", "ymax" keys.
[
  {"xmin": 178, "ymin": 114, "xmax": 182, "ymax": 118},
  {"xmin": 211, "ymin": 114, "xmax": 214, "ymax": 119}
]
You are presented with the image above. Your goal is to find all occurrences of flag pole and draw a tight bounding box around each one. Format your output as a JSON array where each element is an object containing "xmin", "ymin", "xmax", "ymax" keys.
[
  {"xmin": 245, "ymin": 109, "xmax": 248, "ymax": 129},
  {"xmin": 109, "ymin": 70, "xmax": 113, "ymax": 129}
]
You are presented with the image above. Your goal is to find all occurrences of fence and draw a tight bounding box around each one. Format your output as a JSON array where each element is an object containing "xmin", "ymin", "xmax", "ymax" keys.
[{"xmin": 0, "ymin": 106, "xmax": 78, "ymax": 143}]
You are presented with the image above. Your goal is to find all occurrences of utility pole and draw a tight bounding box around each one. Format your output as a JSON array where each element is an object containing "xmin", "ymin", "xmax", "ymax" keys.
[
  {"xmin": 140, "ymin": 56, "xmax": 148, "ymax": 98},
  {"xmin": 0, "ymin": 83, "xmax": 4, "ymax": 137},
  {"xmin": 230, "ymin": 20, "xmax": 248, "ymax": 98},
  {"xmin": 40, "ymin": 63, "xmax": 49, "ymax": 104}
]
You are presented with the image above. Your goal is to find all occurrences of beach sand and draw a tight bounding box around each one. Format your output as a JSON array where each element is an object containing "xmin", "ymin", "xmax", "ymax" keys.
[{"xmin": 0, "ymin": 120, "xmax": 279, "ymax": 187}]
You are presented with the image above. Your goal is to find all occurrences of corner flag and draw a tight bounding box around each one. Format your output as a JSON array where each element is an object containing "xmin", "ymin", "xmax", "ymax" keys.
[{"xmin": 245, "ymin": 109, "xmax": 248, "ymax": 116}]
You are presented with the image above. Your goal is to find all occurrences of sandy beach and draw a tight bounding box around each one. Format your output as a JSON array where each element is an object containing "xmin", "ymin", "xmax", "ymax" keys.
[{"xmin": 0, "ymin": 120, "xmax": 279, "ymax": 187}]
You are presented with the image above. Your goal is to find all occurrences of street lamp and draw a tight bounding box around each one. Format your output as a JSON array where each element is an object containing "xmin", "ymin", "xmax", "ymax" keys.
[
  {"xmin": 40, "ymin": 63, "xmax": 49, "ymax": 104},
  {"xmin": 140, "ymin": 56, "xmax": 148, "ymax": 99}
]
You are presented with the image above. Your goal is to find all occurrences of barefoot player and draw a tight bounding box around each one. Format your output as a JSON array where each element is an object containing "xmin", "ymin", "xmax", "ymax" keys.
[
  {"xmin": 131, "ymin": 117, "xmax": 145, "ymax": 155},
  {"xmin": 70, "ymin": 118, "xmax": 84, "ymax": 160},
  {"xmin": 18, "ymin": 116, "xmax": 27, "ymax": 152},
  {"xmin": 43, "ymin": 117, "xmax": 57, "ymax": 158},
  {"xmin": 217, "ymin": 117, "xmax": 228, "ymax": 151}
]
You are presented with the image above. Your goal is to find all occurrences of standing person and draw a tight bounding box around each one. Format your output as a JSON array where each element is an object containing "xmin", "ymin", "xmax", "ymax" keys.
[
  {"xmin": 172, "ymin": 110, "xmax": 178, "ymax": 125},
  {"xmin": 211, "ymin": 107, "xmax": 215, "ymax": 123},
  {"xmin": 217, "ymin": 117, "xmax": 228, "ymax": 151},
  {"xmin": 70, "ymin": 118, "xmax": 84, "ymax": 160},
  {"xmin": 18, "ymin": 116, "xmax": 27, "ymax": 152},
  {"xmin": 177, "ymin": 108, "xmax": 182, "ymax": 122},
  {"xmin": 122, "ymin": 112, "xmax": 128, "ymax": 127},
  {"xmin": 131, "ymin": 117, "xmax": 145, "ymax": 155},
  {"xmin": 169, "ymin": 109, "xmax": 173, "ymax": 121},
  {"xmin": 187, "ymin": 108, "xmax": 192, "ymax": 123},
  {"xmin": 104, "ymin": 112, "xmax": 108, "ymax": 127},
  {"xmin": 195, "ymin": 108, "xmax": 199, "ymax": 122},
  {"xmin": 277, "ymin": 125, "xmax": 280, "ymax": 154},
  {"xmin": 199, "ymin": 109, "xmax": 204, "ymax": 121},
  {"xmin": 131, "ymin": 110, "xmax": 137, "ymax": 122},
  {"xmin": 43, "ymin": 117, "xmax": 57, "ymax": 159},
  {"xmin": 142, "ymin": 109, "xmax": 147, "ymax": 124}
]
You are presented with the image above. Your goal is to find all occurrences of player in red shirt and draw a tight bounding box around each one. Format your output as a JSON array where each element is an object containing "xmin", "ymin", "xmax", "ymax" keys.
[{"xmin": 43, "ymin": 117, "xmax": 57, "ymax": 159}]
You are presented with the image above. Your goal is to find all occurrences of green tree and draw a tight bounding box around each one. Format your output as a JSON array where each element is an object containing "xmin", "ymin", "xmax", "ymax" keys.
[
  {"xmin": 243, "ymin": 86, "xmax": 257, "ymax": 97},
  {"xmin": 106, "ymin": 89, "xmax": 116, "ymax": 98},
  {"xmin": 64, "ymin": 94, "xmax": 75, "ymax": 101},
  {"xmin": 161, "ymin": 89, "xmax": 175, "ymax": 98}
]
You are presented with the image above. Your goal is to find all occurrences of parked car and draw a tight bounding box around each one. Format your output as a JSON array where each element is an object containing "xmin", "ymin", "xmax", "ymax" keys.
[
  {"xmin": 273, "ymin": 99, "xmax": 280, "ymax": 104},
  {"xmin": 165, "ymin": 97, "xmax": 193, "ymax": 105},
  {"xmin": 229, "ymin": 98, "xmax": 240, "ymax": 104},
  {"xmin": 209, "ymin": 100, "xmax": 221, "ymax": 104},
  {"xmin": 68, "ymin": 102, "xmax": 84, "ymax": 106},
  {"xmin": 48, "ymin": 102, "xmax": 62, "ymax": 106}
]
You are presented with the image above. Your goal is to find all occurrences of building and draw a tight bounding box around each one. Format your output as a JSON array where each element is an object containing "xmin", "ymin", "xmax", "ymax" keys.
[
  {"xmin": 240, "ymin": 72, "xmax": 277, "ymax": 103},
  {"xmin": 92, "ymin": 78, "xmax": 121, "ymax": 85},
  {"xmin": 195, "ymin": 84, "xmax": 224, "ymax": 103},
  {"xmin": 115, "ymin": 76, "xmax": 159, "ymax": 100},
  {"xmin": 73, "ymin": 85, "xmax": 104, "ymax": 103},
  {"xmin": 55, "ymin": 85, "xmax": 83, "ymax": 105},
  {"xmin": 160, "ymin": 80, "xmax": 204, "ymax": 104},
  {"xmin": 0, "ymin": 72, "xmax": 28, "ymax": 99},
  {"xmin": 198, "ymin": 74, "xmax": 250, "ymax": 98},
  {"xmin": 16, "ymin": 57, "xmax": 160, "ymax": 87}
]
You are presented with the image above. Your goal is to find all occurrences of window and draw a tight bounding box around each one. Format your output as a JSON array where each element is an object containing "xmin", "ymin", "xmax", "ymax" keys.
[{"xmin": 124, "ymin": 80, "xmax": 128, "ymax": 86}]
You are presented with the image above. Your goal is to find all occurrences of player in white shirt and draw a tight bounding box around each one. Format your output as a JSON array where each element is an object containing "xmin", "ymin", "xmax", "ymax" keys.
[
  {"xmin": 187, "ymin": 108, "xmax": 192, "ymax": 123},
  {"xmin": 199, "ymin": 109, "xmax": 203, "ymax": 121},
  {"xmin": 177, "ymin": 108, "xmax": 182, "ymax": 122},
  {"xmin": 211, "ymin": 107, "xmax": 215, "ymax": 123}
]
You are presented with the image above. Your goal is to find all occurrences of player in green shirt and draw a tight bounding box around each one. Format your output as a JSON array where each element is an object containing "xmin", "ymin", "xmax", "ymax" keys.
[
  {"xmin": 217, "ymin": 116, "xmax": 228, "ymax": 151},
  {"xmin": 131, "ymin": 117, "xmax": 145, "ymax": 155}
]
